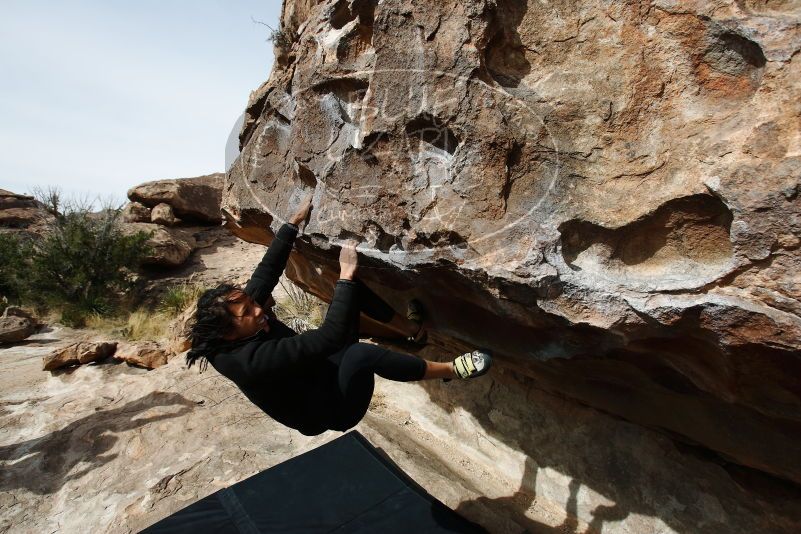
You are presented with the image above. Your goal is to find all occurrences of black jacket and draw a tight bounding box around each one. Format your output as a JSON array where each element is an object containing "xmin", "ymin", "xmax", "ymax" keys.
[{"xmin": 208, "ymin": 223, "xmax": 357, "ymax": 435}]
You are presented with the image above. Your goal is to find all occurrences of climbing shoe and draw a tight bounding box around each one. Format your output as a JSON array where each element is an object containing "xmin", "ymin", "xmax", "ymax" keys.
[
  {"xmin": 446, "ymin": 349, "xmax": 492, "ymax": 382},
  {"xmin": 406, "ymin": 299, "xmax": 427, "ymax": 344}
]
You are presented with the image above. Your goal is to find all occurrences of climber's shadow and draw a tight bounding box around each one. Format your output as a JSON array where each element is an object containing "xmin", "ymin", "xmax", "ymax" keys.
[
  {"xmin": 456, "ymin": 458, "xmax": 628, "ymax": 534},
  {"xmin": 0, "ymin": 391, "xmax": 196, "ymax": 494}
]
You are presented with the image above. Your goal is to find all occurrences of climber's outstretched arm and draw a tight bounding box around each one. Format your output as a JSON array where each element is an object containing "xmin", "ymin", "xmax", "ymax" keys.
[{"xmin": 244, "ymin": 195, "xmax": 312, "ymax": 306}]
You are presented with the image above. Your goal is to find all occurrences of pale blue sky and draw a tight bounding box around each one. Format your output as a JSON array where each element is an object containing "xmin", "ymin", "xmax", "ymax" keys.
[{"xmin": 0, "ymin": 1, "xmax": 281, "ymax": 206}]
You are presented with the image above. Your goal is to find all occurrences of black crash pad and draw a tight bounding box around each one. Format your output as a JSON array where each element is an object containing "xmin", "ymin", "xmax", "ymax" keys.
[{"xmin": 141, "ymin": 430, "xmax": 486, "ymax": 533}]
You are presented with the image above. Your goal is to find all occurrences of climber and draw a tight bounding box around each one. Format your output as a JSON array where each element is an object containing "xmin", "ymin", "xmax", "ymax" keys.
[{"xmin": 186, "ymin": 195, "xmax": 492, "ymax": 436}]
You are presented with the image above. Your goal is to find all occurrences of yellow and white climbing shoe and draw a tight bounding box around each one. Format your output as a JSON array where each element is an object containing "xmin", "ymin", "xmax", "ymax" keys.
[{"xmin": 451, "ymin": 349, "xmax": 492, "ymax": 380}]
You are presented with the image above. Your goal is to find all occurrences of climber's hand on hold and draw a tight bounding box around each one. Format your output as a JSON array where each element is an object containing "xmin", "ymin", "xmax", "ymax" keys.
[
  {"xmin": 289, "ymin": 193, "xmax": 313, "ymax": 226},
  {"xmin": 339, "ymin": 240, "xmax": 358, "ymax": 281}
]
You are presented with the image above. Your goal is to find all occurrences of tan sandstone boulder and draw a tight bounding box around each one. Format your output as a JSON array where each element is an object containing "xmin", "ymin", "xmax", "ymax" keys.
[
  {"xmin": 42, "ymin": 340, "xmax": 117, "ymax": 371},
  {"xmin": 122, "ymin": 201, "xmax": 152, "ymax": 223},
  {"xmin": 150, "ymin": 202, "xmax": 179, "ymax": 226},
  {"xmin": 114, "ymin": 340, "xmax": 170, "ymax": 369},
  {"xmin": 128, "ymin": 173, "xmax": 224, "ymax": 224},
  {"xmin": 0, "ymin": 306, "xmax": 41, "ymax": 344},
  {"xmin": 0, "ymin": 188, "xmax": 54, "ymax": 236},
  {"xmin": 121, "ymin": 222, "xmax": 196, "ymax": 267},
  {"xmin": 0, "ymin": 316, "xmax": 36, "ymax": 344}
]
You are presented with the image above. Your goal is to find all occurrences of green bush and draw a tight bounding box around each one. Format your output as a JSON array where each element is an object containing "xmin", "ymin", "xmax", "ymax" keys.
[
  {"xmin": 251, "ymin": 17, "xmax": 295, "ymax": 58},
  {"xmin": 5, "ymin": 188, "xmax": 154, "ymax": 326},
  {"xmin": 0, "ymin": 233, "xmax": 32, "ymax": 306}
]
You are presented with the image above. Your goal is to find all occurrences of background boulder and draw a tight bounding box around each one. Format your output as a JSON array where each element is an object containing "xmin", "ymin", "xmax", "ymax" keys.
[
  {"xmin": 42, "ymin": 340, "xmax": 117, "ymax": 371},
  {"xmin": 150, "ymin": 203, "xmax": 179, "ymax": 226},
  {"xmin": 121, "ymin": 223, "xmax": 196, "ymax": 268},
  {"xmin": 0, "ymin": 188, "xmax": 55, "ymax": 237},
  {"xmin": 122, "ymin": 201, "xmax": 152, "ymax": 223},
  {"xmin": 0, "ymin": 316, "xmax": 36, "ymax": 344},
  {"xmin": 114, "ymin": 340, "xmax": 170, "ymax": 369},
  {"xmin": 128, "ymin": 173, "xmax": 224, "ymax": 224}
]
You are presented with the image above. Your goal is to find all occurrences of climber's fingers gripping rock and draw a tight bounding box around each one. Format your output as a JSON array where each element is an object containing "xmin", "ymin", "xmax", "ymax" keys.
[
  {"xmin": 289, "ymin": 193, "xmax": 314, "ymax": 226},
  {"xmin": 339, "ymin": 240, "xmax": 358, "ymax": 281}
]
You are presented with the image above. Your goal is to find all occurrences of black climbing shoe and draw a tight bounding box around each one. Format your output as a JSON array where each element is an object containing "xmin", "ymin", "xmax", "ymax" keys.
[{"xmin": 444, "ymin": 349, "xmax": 492, "ymax": 382}]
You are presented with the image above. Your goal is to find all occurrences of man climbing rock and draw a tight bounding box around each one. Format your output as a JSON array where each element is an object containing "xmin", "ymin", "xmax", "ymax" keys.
[{"xmin": 186, "ymin": 196, "xmax": 492, "ymax": 436}]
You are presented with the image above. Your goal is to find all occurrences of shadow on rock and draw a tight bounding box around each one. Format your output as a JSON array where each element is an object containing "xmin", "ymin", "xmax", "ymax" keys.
[
  {"xmin": 1, "ymin": 337, "xmax": 62, "ymax": 348},
  {"xmin": 0, "ymin": 391, "xmax": 196, "ymax": 494},
  {"xmin": 456, "ymin": 459, "xmax": 628, "ymax": 534}
]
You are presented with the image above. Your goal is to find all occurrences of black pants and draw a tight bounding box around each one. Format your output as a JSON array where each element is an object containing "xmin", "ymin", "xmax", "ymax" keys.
[{"xmin": 323, "ymin": 279, "xmax": 427, "ymax": 431}]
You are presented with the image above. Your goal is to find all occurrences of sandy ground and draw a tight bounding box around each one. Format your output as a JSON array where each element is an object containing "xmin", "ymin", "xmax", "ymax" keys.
[
  {"xmin": 0, "ymin": 323, "xmax": 517, "ymax": 533},
  {"xmin": 0, "ymin": 230, "xmax": 518, "ymax": 533}
]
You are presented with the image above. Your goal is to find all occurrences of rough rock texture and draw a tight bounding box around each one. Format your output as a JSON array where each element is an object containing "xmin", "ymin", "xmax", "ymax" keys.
[
  {"xmin": 128, "ymin": 173, "xmax": 224, "ymax": 224},
  {"xmin": 150, "ymin": 202, "xmax": 179, "ymax": 226},
  {"xmin": 119, "ymin": 174, "xmax": 230, "ymax": 269},
  {"xmin": 2, "ymin": 306, "xmax": 40, "ymax": 326},
  {"xmin": 122, "ymin": 201, "xmax": 152, "ymax": 223},
  {"xmin": 42, "ymin": 340, "xmax": 117, "ymax": 371},
  {"xmin": 114, "ymin": 341, "xmax": 170, "ymax": 369},
  {"xmin": 121, "ymin": 223, "xmax": 197, "ymax": 267},
  {"xmin": 0, "ymin": 189, "xmax": 54, "ymax": 236},
  {"xmin": 2, "ymin": 327, "xmax": 800, "ymax": 533},
  {"xmin": 224, "ymin": 0, "xmax": 801, "ymax": 500},
  {"xmin": 0, "ymin": 316, "xmax": 36, "ymax": 344},
  {"xmin": 0, "ymin": 306, "xmax": 40, "ymax": 348},
  {"xmin": 165, "ymin": 304, "xmax": 196, "ymax": 356}
]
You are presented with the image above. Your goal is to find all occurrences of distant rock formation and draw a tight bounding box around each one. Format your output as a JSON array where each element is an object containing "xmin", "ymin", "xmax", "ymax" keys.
[
  {"xmin": 222, "ymin": 0, "xmax": 801, "ymax": 525},
  {"xmin": 120, "ymin": 223, "xmax": 198, "ymax": 268},
  {"xmin": 122, "ymin": 201, "xmax": 152, "ymax": 223},
  {"xmin": 120, "ymin": 173, "xmax": 225, "ymax": 268},
  {"xmin": 127, "ymin": 173, "xmax": 224, "ymax": 224},
  {"xmin": 150, "ymin": 203, "xmax": 178, "ymax": 226},
  {"xmin": 0, "ymin": 306, "xmax": 39, "ymax": 344},
  {"xmin": 0, "ymin": 189, "xmax": 54, "ymax": 237}
]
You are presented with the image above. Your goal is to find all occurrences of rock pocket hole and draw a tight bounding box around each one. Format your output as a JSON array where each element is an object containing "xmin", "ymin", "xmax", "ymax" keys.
[
  {"xmin": 293, "ymin": 161, "xmax": 318, "ymax": 190},
  {"xmin": 336, "ymin": 0, "xmax": 376, "ymax": 62},
  {"xmin": 405, "ymin": 113, "xmax": 459, "ymax": 156},
  {"xmin": 559, "ymin": 195, "xmax": 734, "ymax": 287},
  {"xmin": 483, "ymin": 0, "xmax": 531, "ymax": 87},
  {"xmin": 411, "ymin": 230, "xmax": 470, "ymax": 252},
  {"xmin": 313, "ymin": 78, "xmax": 369, "ymax": 124},
  {"xmin": 329, "ymin": 0, "xmax": 356, "ymax": 29},
  {"xmin": 696, "ymin": 27, "xmax": 766, "ymax": 97},
  {"xmin": 704, "ymin": 31, "xmax": 766, "ymax": 75},
  {"xmin": 365, "ymin": 221, "xmax": 400, "ymax": 253},
  {"xmin": 352, "ymin": 131, "xmax": 390, "ymax": 164}
]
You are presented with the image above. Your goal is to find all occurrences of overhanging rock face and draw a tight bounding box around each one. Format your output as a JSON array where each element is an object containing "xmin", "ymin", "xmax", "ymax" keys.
[{"xmin": 224, "ymin": 0, "xmax": 801, "ymax": 485}]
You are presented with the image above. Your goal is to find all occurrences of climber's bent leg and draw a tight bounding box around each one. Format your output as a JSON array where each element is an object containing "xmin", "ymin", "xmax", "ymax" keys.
[
  {"xmin": 333, "ymin": 342, "xmax": 427, "ymax": 394},
  {"xmin": 324, "ymin": 342, "xmax": 428, "ymax": 431},
  {"xmin": 323, "ymin": 344, "xmax": 468, "ymax": 430}
]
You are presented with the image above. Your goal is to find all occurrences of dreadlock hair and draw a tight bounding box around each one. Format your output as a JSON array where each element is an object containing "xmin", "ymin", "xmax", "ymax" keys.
[{"xmin": 186, "ymin": 283, "xmax": 241, "ymax": 373}]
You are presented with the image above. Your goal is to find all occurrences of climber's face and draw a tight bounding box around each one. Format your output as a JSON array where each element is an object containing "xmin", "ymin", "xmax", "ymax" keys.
[{"xmin": 223, "ymin": 290, "xmax": 272, "ymax": 339}]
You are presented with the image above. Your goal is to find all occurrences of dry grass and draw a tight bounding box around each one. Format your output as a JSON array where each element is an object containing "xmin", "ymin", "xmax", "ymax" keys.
[
  {"xmin": 84, "ymin": 308, "xmax": 171, "ymax": 341},
  {"xmin": 84, "ymin": 282, "xmax": 206, "ymax": 341},
  {"xmin": 273, "ymin": 280, "xmax": 324, "ymax": 333},
  {"xmin": 157, "ymin": 282, "xmax": 206, "ymax": 316},
  {"xmin": 53, "ymin": 279, "xmax": 322, "ymax": 340}
]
